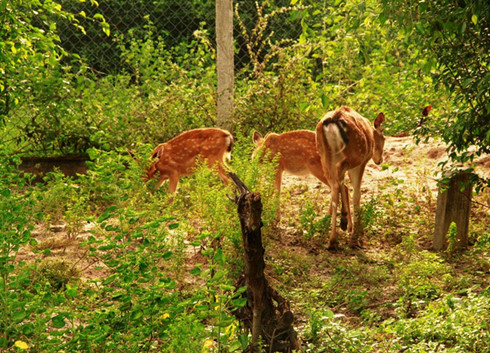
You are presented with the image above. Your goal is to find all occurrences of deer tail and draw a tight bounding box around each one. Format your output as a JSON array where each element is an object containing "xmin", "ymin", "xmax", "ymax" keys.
[
  {"xmin": 322, "ymin": 111, "xmax": 349, "ymax": 156},
  {"xmin": 223, "ymin": 133, "xmax": 234, "ymax": 164}
]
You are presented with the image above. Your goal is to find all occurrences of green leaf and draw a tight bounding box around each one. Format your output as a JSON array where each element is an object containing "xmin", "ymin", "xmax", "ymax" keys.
[
  {"xmin": 164, "ymin": 280, "xmax": 176, "ymax": 289},
  {"xmin": 213, "ymin": 248, "xmax": 225, "ymax": 266},
  {"xmin": 189, "ymin": 267, "xmax": 201, "ymax": 276},
  {"xmin": 162, "ymin": 251, "xmax": 173, "ymax": 260},
  {"xmin": 52, "ymin": 315, "xmax": 66, "ymax": 328},
  {"xmin": 235, "ymin": 286, "xmax": 248, "ymax": 295},
  {"xmin": 202, "ymin": 248, "xmax": 214, "ymax": 257},
  {"xmin": 0, "ymin": 188, "xmax": 11, "ymax": 197},
  {"xmin": 231, "ymin": 297, "xmax": 248, "ymax": 308},
  {"xmin": 102, "ymin": 274, "xmax": 117, "ymax": 285},
  {"xmin": 168, "ymin": 222, "xmax": 179, "ymax": 230},
  {"xmin": 216, "ymin": 318, "xmax": 233, "ymax": 327},
  {"xmin": 471, "ymin": 15, "xmax": 478, "ymax": 25},
  {"xmin": 65, "ymin": 286, "xmax": 78, "ymax": 298},
  {"xmin": 238, "ymin": 334, "xmax": 249, "ymax": 350},
  {"xmin": 357, "ymin": 1, "xmax": 366, "ymax": 12},
  {"xmin": 219, "ymin": 284, "xmax": 235, "ymax": 291},
  {"xmin": 13, "ymin": 310, "xmax": 28, "ymax": 323},
  {"xmin": 101, "ymin": 23, "xmax": 110, "ymax": 37},
  {"xmin": 299, "ymin": 102, "xmax": 309, "ymax": 112},
  {"xmin": 97, "ymin": 205, "xmax": 117, "ymax": 223},
  {"xmin": 321, "ymin": 93, "xmax": 329, "ymax": 109}
]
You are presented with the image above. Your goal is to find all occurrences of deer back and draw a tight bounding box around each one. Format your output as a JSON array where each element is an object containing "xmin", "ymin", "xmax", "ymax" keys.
[
  {"xmin": 253, "ymin": 130, "xmax": 322, "ymax": 175},
  {"xmin": 316, "ymin": 106, "xmax": 384, "ymax": 171},
  {"xmin": 150, "ymin": 128, "xmax": 233, "ymax": 178}
]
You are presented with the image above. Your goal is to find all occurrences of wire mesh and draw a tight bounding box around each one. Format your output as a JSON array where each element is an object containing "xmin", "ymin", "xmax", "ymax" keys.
[{"xmin": 2, "ymin": 0, "xmax": 305, "ymax": 155}]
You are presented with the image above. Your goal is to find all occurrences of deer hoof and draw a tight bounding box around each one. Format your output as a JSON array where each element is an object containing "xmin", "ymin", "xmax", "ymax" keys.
[
  {"xmin": 326, "ymin": 240, "xmax": 339, "ymax": 251},
  {"xmin": 340, "ymin": 217, "xmax": 348, "ymax": 231}
]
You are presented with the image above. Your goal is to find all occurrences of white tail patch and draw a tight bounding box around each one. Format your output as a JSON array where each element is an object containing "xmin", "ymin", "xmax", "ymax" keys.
[
  {"xmin": 323, "ymin": 123, "xmax": 345, "ymax": 158},
  {"xmin": 223, "ymin": 135, "xmax": 233, "ymax": 165}
]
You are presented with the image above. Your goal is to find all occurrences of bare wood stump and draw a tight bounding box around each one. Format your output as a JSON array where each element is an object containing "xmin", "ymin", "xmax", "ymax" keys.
[
  {"xmin": 229, "ymin": 172, "xmax": 301, "ymax": 353},
  {"xmin": 433, "ymin": 171, "xmax": 472, "ymax": 251}
]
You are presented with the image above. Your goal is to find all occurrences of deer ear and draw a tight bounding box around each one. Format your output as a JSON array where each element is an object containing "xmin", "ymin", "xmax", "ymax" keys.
[
  {"xmin": 374, "ymin": 113, "xmax": 385, "ymax": 129},
  {"xmin": 253, "ymin": 131, "xmax": 263, "ymax": 145}
]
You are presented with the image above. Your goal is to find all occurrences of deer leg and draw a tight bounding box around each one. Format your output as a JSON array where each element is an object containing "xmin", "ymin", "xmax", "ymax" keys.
[
  {"xmin": 327, "ymin": 180, "xmax": 341, "ymax": 249},
  {"xmin": 216, "ymin": 163, "xmax": 230, "ymax": 185},
  {"xmin": 273, "ymin": 168, "xmax": 284, "ymax": 193},
  {"xmin": 156, "ymin": 173, "xmax": 167, "ymax": 189},
  {"xmin": 348, "ymin": 164, "xmax": 366, "ymax": 247},
  {"xmin": 167, "ymin": 171, "xmax": 180, "ymax": 194},
  {"xmin": 340, "ymin": 182, "xmax": 352, "ymax": 233}
]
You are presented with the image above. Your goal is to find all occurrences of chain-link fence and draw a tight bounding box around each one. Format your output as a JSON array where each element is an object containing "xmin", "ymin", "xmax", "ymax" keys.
[
  {"xmin": 57, "ymin": 0, "xmax": 304, "ymax": 74},
  {"xmin": 2, "ymin": 0, "xmax": 306, "ymax": 156}
]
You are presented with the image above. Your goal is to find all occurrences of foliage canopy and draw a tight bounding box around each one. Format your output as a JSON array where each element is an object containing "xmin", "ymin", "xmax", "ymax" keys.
[{"xmin": 381, "ymin": 0, "xmax": 490, "ymax": 188}]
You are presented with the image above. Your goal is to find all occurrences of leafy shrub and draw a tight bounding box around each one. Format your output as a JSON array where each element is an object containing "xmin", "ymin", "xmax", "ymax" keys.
[
  {"xmin": 0, "ymin": 156, "xmax": 37, "ymax": 348},
  {"xmin": 303, "ymin": 309, "xmax": 374, "ymax": 353}
]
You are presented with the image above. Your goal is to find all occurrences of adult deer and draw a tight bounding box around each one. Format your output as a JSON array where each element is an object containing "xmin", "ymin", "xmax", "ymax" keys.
[
  {"xmin": 316, "ymin": 106, "xmax": 385, "ymax": 249},
  {"xmin": 147, "ymin": 128, "xmax": 233, "ymax": 193},
  {"xmin": 252, "ymin": 130, "xmax": 352, "ymax": 228}
]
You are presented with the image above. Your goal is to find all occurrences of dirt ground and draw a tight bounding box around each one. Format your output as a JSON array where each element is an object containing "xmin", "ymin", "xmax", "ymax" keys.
[
  {"xmin": 282, "ymin": 136, "xmax": 489, "ymax": 202},
  {"xmin": 275, "ymin": 136, "xmax": 489, "ymax": 247}
]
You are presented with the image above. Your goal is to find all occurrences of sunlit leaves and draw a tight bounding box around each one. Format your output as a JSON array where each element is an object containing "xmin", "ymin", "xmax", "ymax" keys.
[
  {"xmin": 0, "ymin": 0, "xmax": 108, "ymax": 126},
  {"xmin": 381, "ymin": 0, "xmax": 490, "ymax": 190}
]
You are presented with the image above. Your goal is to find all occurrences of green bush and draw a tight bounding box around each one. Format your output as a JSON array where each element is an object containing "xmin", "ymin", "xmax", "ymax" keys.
[
  {"xmin": 0, "ymin": 156, "xmax": 37, "ymax": 348},
  {"xmin": 383, "ymin": 291, "xmax": 490, "ymax": 353}
]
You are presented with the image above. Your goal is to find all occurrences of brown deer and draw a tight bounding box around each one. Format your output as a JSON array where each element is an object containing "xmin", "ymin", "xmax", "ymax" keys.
[
  {"xmin": 315, "ymin": 106, "xmax": 385, "ymax": 249},
  {"xmin": 147, "ymin": 128, "xmax": 234, "ymax": 193},
  {"xmin": 252, "ymin": 130, "xmax": 352, "ymax": 230}
]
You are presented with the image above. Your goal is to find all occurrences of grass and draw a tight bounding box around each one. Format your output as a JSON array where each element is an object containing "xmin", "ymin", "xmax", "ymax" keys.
[{"xmin": 1, "ymin": 136, "xmax": 489, "ymax": 352}]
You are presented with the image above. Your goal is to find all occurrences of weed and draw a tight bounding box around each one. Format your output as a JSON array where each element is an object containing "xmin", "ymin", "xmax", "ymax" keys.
[
  {"xmin": 383, "ymin": 291, "xmax": 490, "ymax": 352},
  {"xmin": 299, "ymin": 199, "xmax": 331, "ymax": 241},
  {"xmin": 395, "ymin": 251, "xmax": 452, "ymax": 318},
  {"xmin": 446, "ymin": 221, "xmax": 457, "ymax": 256},
  {"xmin": 33, "ymin": 259, "xmax": 80, "ymax": 291},
  {"xmin": 361, "ymin": 195, "xmax": 383, "ymax": 237}
]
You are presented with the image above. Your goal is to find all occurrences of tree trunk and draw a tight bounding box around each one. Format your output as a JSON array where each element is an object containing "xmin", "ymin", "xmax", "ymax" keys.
[
  {"xmin": 229, "ymin": 172, "xmax": 301, "ymax": 353},
  {"xmin": 216, "ymin": 0, "xmax": 234, "ymax": 131},
  {"xmin": 433, "ymin": 171, "xmax": 472, "ymax": 251}
]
